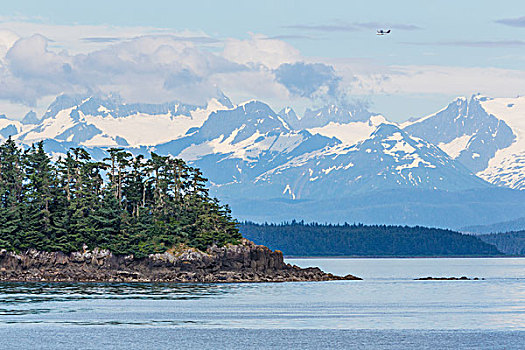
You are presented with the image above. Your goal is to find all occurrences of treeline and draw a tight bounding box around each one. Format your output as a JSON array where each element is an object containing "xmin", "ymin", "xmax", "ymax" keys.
[
  {"xmin": 477, "ymin": 231, "xmax": 525, "ymax": 255},
  {"xmin": 239, "ymin": 221, "xmax": 503, "ymax": 256},
  {"xmin": 0, "ymin": 138, "xmax": 240, "ymax": 256}
]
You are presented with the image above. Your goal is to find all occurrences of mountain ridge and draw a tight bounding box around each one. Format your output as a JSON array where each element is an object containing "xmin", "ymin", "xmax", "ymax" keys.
[{"xmin": 1, "ymin": 93, "xmax": 525, "ymax": 228}]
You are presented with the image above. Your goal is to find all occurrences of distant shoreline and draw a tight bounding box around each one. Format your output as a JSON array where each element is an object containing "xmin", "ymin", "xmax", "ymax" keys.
[{"xmin": 241, "ymin": 222, "xmax": 510, "ymax": 257}]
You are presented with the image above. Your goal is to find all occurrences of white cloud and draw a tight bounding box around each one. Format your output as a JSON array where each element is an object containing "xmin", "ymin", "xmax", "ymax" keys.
[
  {"xmin": 339, "ymin": 64, "xmax": 525, "ymax": 97},
  {"xmin": 0, "ymin": 33, "xmax": 246, "ymax": 106},
  {"xmin": 0, "ymin": 29, "xmax": 19, "ymax": 61},
  {"xmin": 0, "ymin": 29, "xmax": 305, "ymax": 109},
  {"xmin": 222, "ymin": 34, "xmax": 301, "ymax": 69},
  {"xmin": 212, "ymin": 69, "xmax": 291, "ymax": 105},
  {"xmin": 0, "ymin": 20, "xmax": 524, "ymax": 121},
  {"xmin": 7, "ymin": 34, "xmax": 71, "ymax": 80}
]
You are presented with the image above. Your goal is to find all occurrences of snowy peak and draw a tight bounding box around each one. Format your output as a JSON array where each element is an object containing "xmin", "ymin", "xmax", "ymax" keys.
[
  {"xmin": 42, "ymin": 94, "xmax": 86, "ymax": 121},
  {"xmin": 0, "ymin": 118, "xmax": 22, "ymax": 140},
  {"xmin": 404, "ymin": 95, "xmax": 515, "ymax": 174},
  {"xmin": 45, "ymin": 94, "xmax": 206, "ymax": 120},
  {"xmin": 254, "ymin": 122, "xmax": 488, "ymax": 200},
  {"xmin": 19, "ymin": 94, "xmax": 232, "ymax": 147},
  {"xmin": 370, "ymin": 122, "xmax": 405, "ymax": 139},
  {"xmin": 194, "ymin": 100, "xmax": 291, "ymax": 143},
  {"xmin": 279, "ymin": 106, "xmax": 299, "ymax": 129},
  {"xmin": 1, "ymin": 92, "xmax": 523, "ymax": 204},
  {"xmin": 281, "ymin": 102, "xmax": 374, "ymax": 130},
  {"xmin": 21, "ymin": 111, "xmax": 39, "ymax": 125},
  {"xmin": 155, "ymin": 100, "xmax": 334, "ymax": 164},
  {"xmin": 357, "ymin": 123, "xmax": 455, "ymax": 176},
  {"xmin": 403, "ymin": 94, "xmax": 525, "ymax": 190},
  {"xmin": 403, "ymin": 96, "xmax": 471, "ymax": 143},
  {"xmin": 475, "ymin": 95, "xmax": 525, "ymax": 189}
]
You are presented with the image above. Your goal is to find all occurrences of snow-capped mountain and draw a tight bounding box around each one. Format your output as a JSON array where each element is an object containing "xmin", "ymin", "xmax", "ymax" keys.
[
  {"xmin": 0, "ymin": 93, "xmax": 496, "ymax": 199},
  {"xmin": 476, "ymin": 96, "xmax": 525, "ymax": 190},
  {"xmin": 155, "ymin": 100, "xmax": 339, "ymax": 195},
  {"xmin": 254, "ymin": 123, "xmax": 488, "ymax": 200},
  {"xmin": 280, "ymin": 103, "xmax": 373, "ymax": 130},
  {"xmin": 2, "ymin": 92, "xmax": 525, "ymax": 228},
  {"xmin": 15, "ymin": 94, "xmax": 233, "ymax": 148},
  {"xmin": 0, "ymin": 114, "xmax": 28, "ymax": 141},
  {"xmin": 150, "ymin": 100, "xmax": 487, "ymax": 202},
  {"xmin": 18, "ymin": 111, "xmax": 39, "ymax": 125},
  {"xmin": 404, "ymin": 95, "xmax": 525, "ymax": 190}
]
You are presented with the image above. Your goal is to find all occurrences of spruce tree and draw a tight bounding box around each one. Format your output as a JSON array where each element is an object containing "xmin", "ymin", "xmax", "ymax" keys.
[
  {"xmin": 0, "ymin": 137, "xmax": 24, "ymax": 250},
  {"xmin": 20, "ymin": 142, "xmax": 54, "ymax": 250},
  {"xmin": 0, "ymin": 139, "xmax": 241, "ymax": 254}
]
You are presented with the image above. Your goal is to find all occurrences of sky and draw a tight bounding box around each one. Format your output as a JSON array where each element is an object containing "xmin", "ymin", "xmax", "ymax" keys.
[{"xmin": 0, "ymin": 0, "xmax": 525, "ymax": 121}]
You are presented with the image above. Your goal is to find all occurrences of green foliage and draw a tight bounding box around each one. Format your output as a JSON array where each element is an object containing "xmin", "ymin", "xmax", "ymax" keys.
[
  {"xmin": 0, "ymin": 140, "xmax": 241, "ymax": 255},
  {"xmin": 240, "ymin": 221, "xmax": 503, "ymax": 257}
]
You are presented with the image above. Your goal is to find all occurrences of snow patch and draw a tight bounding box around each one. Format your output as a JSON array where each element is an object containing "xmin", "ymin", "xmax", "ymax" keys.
[
  {"xmin": 438, "ymin": 134, "xmax": 471, "ymax": 159},
  {"xmin": 21, "ymin": 98, "xmax": 230, "ymax": 147},
  {"xmin": 307, "ymin": 115, "xmax": 387, "ymax": 145},
  {"xmin": 477, "ymin": 96, "xmax": 525, "ymax": 189},
  {"xmin": 282, "ymin": 184, "xmax": 296, "ymax": 200}
]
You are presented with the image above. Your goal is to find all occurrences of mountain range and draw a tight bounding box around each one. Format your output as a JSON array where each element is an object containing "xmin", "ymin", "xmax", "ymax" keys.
[{"xmin": 1, "ymin": 93, "xmax": 525, "ymax": 229}]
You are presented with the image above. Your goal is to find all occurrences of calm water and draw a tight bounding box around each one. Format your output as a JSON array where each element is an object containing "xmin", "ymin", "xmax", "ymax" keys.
[{"xmin": 0, "ymin": 258, "xmax": 523, "ymax": 349}]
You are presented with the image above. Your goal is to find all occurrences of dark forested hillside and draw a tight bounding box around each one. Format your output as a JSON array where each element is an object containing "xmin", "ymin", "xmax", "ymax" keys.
[
  {"xmin": 0, "ymin": 138, "xmax": 240, "ymax": 256},
  {"xmin": 239, "ymin": 222, "xmax": 503, "ymax": 257},
  {"xmin": 477, "ymin": 231, "xmax": 525, "ymax": 255}
]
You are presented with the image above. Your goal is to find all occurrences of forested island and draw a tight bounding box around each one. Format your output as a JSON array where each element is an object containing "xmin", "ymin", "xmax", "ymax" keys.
[
  {"xmin": 1, "ymin": 137, "xmax": 514, "ymax": 283},
  {"xmin": 0, "ymin": 138, "xmax": 358, "ymax": 282},
  {"xmin": 240, "ymin": 221, "xmax": 505, "ymax": 257}
]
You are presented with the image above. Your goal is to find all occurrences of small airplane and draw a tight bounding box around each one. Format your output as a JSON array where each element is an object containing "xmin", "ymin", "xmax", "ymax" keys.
[{"xmin": 376, "ymin": 29, "xmax": 391, "ymax": 35}]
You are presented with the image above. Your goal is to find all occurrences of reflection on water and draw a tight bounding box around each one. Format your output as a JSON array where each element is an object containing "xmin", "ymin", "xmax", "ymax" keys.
[
  {"xmin": 0, "ymin": 258, "xmax": 523, "ymax": 332},
  {"xmin": 0, "ymin": 281, "xmax": 239, "ymax": 301},
  {"xmin": 0, "ymin": 282, "xmax": 245, "ymax": 322}
]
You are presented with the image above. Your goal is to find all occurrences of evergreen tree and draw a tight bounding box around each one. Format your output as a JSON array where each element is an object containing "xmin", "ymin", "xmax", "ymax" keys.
[
  {"xmin": 91, "ymin": 189, "xmax": 121, "ymax": 249},
  {"xmin": 19, "ymin": 142, "xmax": 54, "ymax": 250},
  {"xmin": 0, "ymin": 139, "xmax": 241, "ymax": 254},
  {"xmin": 0, "ymin": 137, "xmax": 24, "ymax": 250}
]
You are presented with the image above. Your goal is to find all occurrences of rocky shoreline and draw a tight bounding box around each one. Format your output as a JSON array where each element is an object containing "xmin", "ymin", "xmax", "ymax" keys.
[{"xmin": 0, "ymin": 239, "xmax": 361, "ymax": 283}]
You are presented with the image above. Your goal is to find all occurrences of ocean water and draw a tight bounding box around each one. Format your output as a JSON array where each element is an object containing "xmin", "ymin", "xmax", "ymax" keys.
[{"xmin": 0, "ymin": 258, "xmax": 523, "ymax": 349}]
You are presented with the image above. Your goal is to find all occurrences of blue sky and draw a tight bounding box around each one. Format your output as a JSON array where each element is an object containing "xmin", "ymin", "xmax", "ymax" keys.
[{"xmin": 0, "ymin": 0, "xmax": 524, "ymax": 121}]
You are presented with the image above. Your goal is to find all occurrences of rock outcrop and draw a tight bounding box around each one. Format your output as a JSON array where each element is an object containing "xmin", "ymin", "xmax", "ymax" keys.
[
  {"xmin": 0, "ymin": 239, "xmax": 361, "ymax": 283},
  {"xmin": 414, "ymin": 276, "xmax": 483, "ymax": 280}
]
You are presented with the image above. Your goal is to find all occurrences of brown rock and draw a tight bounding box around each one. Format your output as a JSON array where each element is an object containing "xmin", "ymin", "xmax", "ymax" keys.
[{"xmin": 0, "ymin": 239, "xmax": 361, "ymax": 283}]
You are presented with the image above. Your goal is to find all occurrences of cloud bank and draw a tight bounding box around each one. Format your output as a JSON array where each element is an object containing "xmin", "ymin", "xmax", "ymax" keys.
[{"xmin": 0, "ymin": 22, "xmax": 524, "ymax": 119}]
